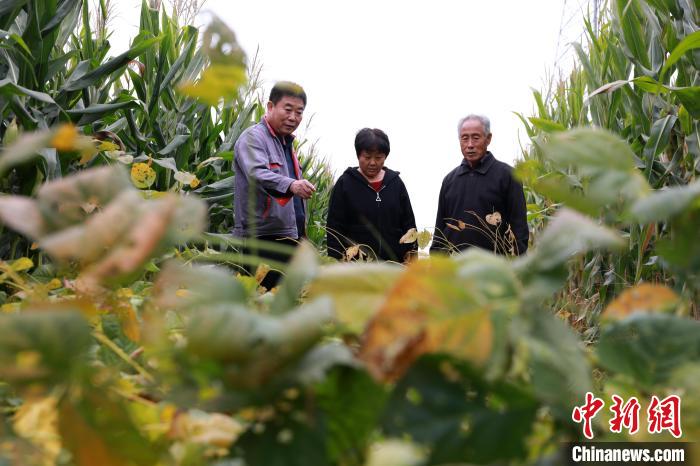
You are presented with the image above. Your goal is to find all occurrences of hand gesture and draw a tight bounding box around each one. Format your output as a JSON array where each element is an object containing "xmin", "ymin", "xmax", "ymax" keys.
[{"xmin": 290, "ymin": 179, "xmax": 316, "ymax": 199}]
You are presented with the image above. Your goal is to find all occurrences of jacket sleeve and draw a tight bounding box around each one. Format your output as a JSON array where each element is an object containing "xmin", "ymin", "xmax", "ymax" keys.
[
  {"xmin": 506, "ymin": 173, "xmax": 529, "ymax": 255},
  {"xmin": 235, "ymin": 131, "xmax": 294, "ymax": 199},
  {"xmin": 326, "ymin": 177, "xmax": 349, "ymax": 260},
  {"xmin": 398, "ymin": 179, "xmax": 418, "ymax": 257},
  {"xmin": 430, "ymin": 180, "xmax": 449, "ymax": 254}
]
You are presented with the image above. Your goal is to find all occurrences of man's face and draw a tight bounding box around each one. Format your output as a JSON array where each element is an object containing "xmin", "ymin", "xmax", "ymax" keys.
[
  {"xmin": 459, "ymin": 119, "xmax": 492, "ymax": 166},
  {"xmin": 266, "ymin": 96, "xmax": 305, "ymax": 137}
]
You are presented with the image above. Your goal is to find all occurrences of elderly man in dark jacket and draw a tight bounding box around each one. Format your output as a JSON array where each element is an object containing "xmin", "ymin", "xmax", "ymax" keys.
[{"xmin": 430, "ymin": 115, "xmax": 529, "ymax": 256}]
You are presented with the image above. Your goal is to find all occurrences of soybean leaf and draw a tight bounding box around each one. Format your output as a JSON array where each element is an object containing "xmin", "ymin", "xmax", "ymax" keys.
[
  {"xmin": 307, "ymin": 262, "xmax": 403, "ymax": 333},
  {"xmin": 628, "ymin": 180, "xmax": 700, "ymax": 223},
  {"xmin": 598, "ymin": 314, "xmax": 700, "ymax": 387},
  {"xmin": 269, "ymin": 241, "xmax": 320, "ymax": 315},
  {"xmin": 381, "ymin": 355, "xmax": 538, "ymax": 464}
]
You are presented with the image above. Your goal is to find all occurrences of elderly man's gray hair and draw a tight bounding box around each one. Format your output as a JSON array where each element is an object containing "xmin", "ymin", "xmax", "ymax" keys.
[{"xmin": 457, "ymin": 114, "xmax": 491, "ymax": 135}]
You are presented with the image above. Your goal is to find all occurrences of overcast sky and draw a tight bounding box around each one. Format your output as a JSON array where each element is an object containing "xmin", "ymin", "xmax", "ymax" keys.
[{"xmin": 112, "ymin": 1, "xmax": 586, "ymax": 231}]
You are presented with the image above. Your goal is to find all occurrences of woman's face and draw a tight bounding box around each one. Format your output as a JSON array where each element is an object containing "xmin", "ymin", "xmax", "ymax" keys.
[{"xmin": 358, "ymin": 150, "xmax": 386, "ymax": 178}]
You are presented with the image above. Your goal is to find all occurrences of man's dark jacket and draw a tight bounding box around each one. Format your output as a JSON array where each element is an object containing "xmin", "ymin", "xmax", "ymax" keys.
[
  {"xmin": 327, "ymin": 167, "xmax": 417, "ymax": 261},
  {"xmin": 430, "ymin": 152, "xmax": 529, "ymax": 255}
]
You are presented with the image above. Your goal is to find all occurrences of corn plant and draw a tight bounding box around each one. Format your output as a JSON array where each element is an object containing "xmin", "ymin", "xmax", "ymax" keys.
[{"xmin": 517, "ymin": 0, "xmax": 700, "ymax": 331}]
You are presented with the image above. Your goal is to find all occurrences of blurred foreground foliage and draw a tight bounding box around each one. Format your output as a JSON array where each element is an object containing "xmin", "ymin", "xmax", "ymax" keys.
[{"xmin": 1, "ymin": 0, "xmax": 700, "ymax": 465}]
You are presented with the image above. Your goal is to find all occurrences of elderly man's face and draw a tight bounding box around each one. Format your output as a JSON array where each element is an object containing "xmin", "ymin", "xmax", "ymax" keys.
[
  {"xmin": 266, "ymin": 96, "xmax": 305, "ymax": 137},
  {"xmin": 459, "ymin": 119, "xmax": 492, "ymax": 166}
]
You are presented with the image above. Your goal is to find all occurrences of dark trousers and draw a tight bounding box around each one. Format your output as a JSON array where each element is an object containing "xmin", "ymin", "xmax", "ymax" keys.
[{"xmin": 244, "ymin": 235, "xmax": 298, "ymax": 290}]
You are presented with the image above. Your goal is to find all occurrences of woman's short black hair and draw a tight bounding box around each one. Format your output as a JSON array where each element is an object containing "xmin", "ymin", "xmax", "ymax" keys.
[
  {"xmin": 269, "ymin": 81, "xmax": 307, "ymax": 106},
  {"xmin": 354, "ymin": 128, "xmax": 390, "ymax": 157}
]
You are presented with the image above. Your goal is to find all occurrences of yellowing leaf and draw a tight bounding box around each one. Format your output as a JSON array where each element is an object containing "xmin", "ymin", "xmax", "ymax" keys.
[
  {"xmin": 10, "ymin": 257, "xmax": 33, "ymax": 272},
  {"xmin": 120, "ymin": 305, "xmax": 140, "ymax": 342},
  {"xmin": 16, "ymin": 350, "xmax": 42, "ymax": 369},
  {"xmin": 13, "ymin": 395, "xmax": 61, "ymax": 466},
  {"xmin": 130, "ymin": 163, "xmax": 156, "ymax": 189},
  {"xmin": 307, "ymin": 263, "xmax": 403, "ymax": 333},
  {"xmin": 1, "ymin": 303, "xmax": 20, "ymax": 313},
  {"xmin": 50, "ymin": 124, "xmax": 78, "ymax": 152},
  {"xmin": 399, "ymin": 228, "xmax": 418, "ymax": 244},
  {"xmin": 603, "ymin": 283, "xmax": 680, "ymax": 322},
  {"xmin": 47, "ymin": 278, "xmax": 62, "ymax": 290},
  {"xmin": 178, "ymin": 64, "xmax": 247, "ymax": 106},
  {"xmin": 116, "ymin": 288, "xmax": 134, "ymax": 299},
  {"xmin": 426, "ymin": 309, "xmax": 493, "ymax": 365},
  {"xmin": 58, "ymin": 400, "xmax": 130, "ymax": 466},
  {"xmin": 360, "ymin": 258, "xmax": 485, "ymax": 382},
  {"xmin": 97, "ymin": 141, "xmax": 120, "ymax": 152}
]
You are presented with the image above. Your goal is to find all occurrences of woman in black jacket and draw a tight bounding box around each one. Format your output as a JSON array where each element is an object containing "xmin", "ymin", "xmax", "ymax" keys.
[{"xmin": 326, "ymin": 128, "xmax": 417, "ymax": 262}]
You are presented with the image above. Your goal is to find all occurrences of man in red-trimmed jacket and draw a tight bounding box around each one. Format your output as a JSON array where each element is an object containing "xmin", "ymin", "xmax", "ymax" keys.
[{"xmin": 233, "ymin": 81, "xmax": 315, "ymax": 288}]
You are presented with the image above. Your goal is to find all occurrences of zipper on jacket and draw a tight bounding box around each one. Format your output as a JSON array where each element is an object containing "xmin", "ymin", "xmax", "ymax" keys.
[
  {"xmin": 374, "ymin": 185, "xmax": 386, "ymax": 254},
  {"xmin": 374, "ymin": 184, "xmax": 386, "ymax": 202}
]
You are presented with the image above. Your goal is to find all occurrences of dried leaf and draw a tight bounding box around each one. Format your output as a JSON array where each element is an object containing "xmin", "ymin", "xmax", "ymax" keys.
[
  {"xmin": 485, "ymin": 211, "xmax": 502, "ymax": 226},
  {"xmin": 399, "ymin": 228, "xmax": 418, "ymax": 244},
  {"xmin": 254, "ymin": 263, "xmax": 271, "ymax": 284},
  {"xmin": 417, "ymin": 229, "xmax": 432, "ymax": 249},
  {"xmin": 170, "ymin": 410, "xmax": 245, "ymax": 449},
  {"xmin": 13, "ymin": 395, "xmax": 61, "ymax": 466},
  {"xmin": 345, "ymin": 244, "xmax": 361, "ymax": 261}
]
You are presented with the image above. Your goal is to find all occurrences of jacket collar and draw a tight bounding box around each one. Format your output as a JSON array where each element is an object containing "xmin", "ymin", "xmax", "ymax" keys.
[
  {"xmin": 262, "ymin": 117, "xmax": 295, "ymax": 145},
  {"xmin": 458, "ymin": 152, "xmax": 495, "ymax": 175},
  {"xmin": 346, "ymin": 166, "xmax": 400, "ymax": 185}
]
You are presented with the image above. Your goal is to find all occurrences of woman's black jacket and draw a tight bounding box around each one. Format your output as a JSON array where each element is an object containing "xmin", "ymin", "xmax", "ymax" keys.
[{"xmin": 326, "ymin": 167, "xmax": 417, "ymax": 261}]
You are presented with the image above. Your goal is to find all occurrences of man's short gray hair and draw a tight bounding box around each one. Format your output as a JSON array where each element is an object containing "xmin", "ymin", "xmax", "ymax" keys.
[{"xmin": 457, "ymin": 114, "xmax": 491, "ymax": 135}]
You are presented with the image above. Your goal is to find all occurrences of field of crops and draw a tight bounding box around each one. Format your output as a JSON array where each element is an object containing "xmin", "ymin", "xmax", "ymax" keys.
[{"xmin": 1, "ymin": 1, "xmax": 699, "ymax": 465}]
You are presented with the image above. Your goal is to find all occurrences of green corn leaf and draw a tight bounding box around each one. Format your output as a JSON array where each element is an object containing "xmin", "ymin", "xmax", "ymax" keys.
[
  {"xmin": 528, "ymin": 117, "xmax": 566, "ymax": 133},
  {"xmin": 0, "ymin": 78, "xmax": 57, "ymax": 104},
  {"xmin": 643, "ymin": 114, "xmax": 677, "ymax": 160},
  {"xmin": 40, "ymin": 0, "xmax": 81, "ymax": 37},
  {"xmin": 661, "ymin": 29, "xmax": 700, "ymax": 78},
  {"xmin": 61, "ymin": 34, "xmax": 162, "ymax": 91}
]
